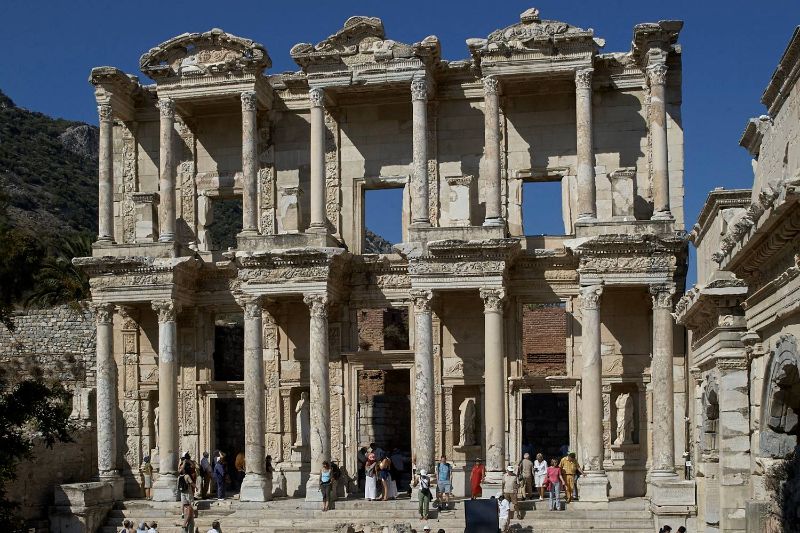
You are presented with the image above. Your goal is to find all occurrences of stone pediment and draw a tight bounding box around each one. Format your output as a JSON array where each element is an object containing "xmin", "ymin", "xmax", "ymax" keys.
[{"xmin": 139, "ymin": 28, "xmax": 271, "ymax": 81}]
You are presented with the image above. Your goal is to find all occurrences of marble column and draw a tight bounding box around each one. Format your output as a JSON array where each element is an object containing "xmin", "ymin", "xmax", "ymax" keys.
[
  {"xmin": 241, "ymin": 91, "xmax": 259, "ymax": 235},
  {"xmin": 304, "ymin": 293, "xmax": 330, "ymax": 501},
  {"xmin": 480, "ymin": 288, "xmax": 506, "ymax": 482},
  {"xmin": 94, "ymin": 303, "xmax": 119, "ymax": 481},
  {"xmin": 578, "ymin": 285, "xmax": 609, "ymax": 501},
  {"xmin": 650, "ymin": 284, "xmax": 676, "ymax": 476},
  {"xmin": 151, "ymin": 299, "xmax": 180, "ymax": 501},
  {"xmin": 239, "ymin": 295, "xmax": 270, "ymax": 501},
  {"xmin": 482, "ymin": 76, "xmax": 503, "ymax": 227},
  {"xmin": 308, "ymin": 87, "xmax": 327, "ymax": 233},
  {"xmin": 410, "ymin": 289, "xmax": 434, "ymax": 474},
  {"xmin": 575, "ymin": 68, "xmax": 597, "ymax": 221},
  {"xmin": 410, "ymin": 77, "xmax": 430, "ymax": 227},
  {"xmin": 647, "ymin": 63, "xmax": 672, "ymax": 220},
  {"xmin": 157, "ymin": 98, "xmax": 177, "ymax": 242},
  {"xmin": 97, "ymin": 105, "xmax": 115, "ymax": 243}
]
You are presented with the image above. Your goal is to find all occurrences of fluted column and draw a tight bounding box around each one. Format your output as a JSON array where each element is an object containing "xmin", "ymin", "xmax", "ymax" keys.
[
  {"xmin": 304, "ymin": 293, "xmax": 330, "ymax": 501},
  {"xmin": 410, "ymin": 77, "xmax": 430, "ymax": 227},
  {"xmin": 575, "ymin": 68, "xmax": 597, "ymax": 221},
  {"xmin": 578, "ymin": 285, "xmax": 609, "ymax": 501},
  {"xmin": 647, "ymin": 63, "xmax": 672, "ymax": 220},
  {"xmin": 308, "ymin": 88, "xmax": 327, "ymax": 233},
  {"xmin": 94, "ymin": 303, "xmax": 118, "ymax": 478},
  {"xmin": 97, "ymin": 105, "xmax": 115, "ymax": 243},
  {"xmin": 239, "ymin": 295, "xmax": 270, "ymax": 501},
  {"xmin": 650, "ymin": 284, "xmax": 676, "ymax": 476},
  {"xmin": 410, "ymin": 289, "xmax": 434, "ymax": 474},
  {"xmin": 157, "ymin": 98, "xmax": 177, "ymax": 242},
  {"xmin": 241, "ymin": 91, "xmax": 259, "ymax": 235},
  {"xmin": 482, "ymin": 76, "xmax": 503, "ymax": 227},
  {"xmin": 151, "ymin": 299, "xmax": 180, "ymax": 501},
  {"xmin": 480, "ymin": 288, "xmax": 506, "ymax": 479}
]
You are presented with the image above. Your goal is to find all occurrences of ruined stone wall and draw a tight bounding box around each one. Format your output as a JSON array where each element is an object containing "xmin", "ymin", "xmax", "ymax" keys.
[{"xmin": 522, "ymin": 304, "xmax": 567, "ymax": 376}]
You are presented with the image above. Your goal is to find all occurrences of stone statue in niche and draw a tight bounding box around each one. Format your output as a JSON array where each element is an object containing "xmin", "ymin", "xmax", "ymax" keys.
[
  {"xmin": 294, "ymin": 392, "xmax": 310, "ymax": 447},
  {"xmin": 458, "ymin": 397, "xmax": 477, "ymax": 447},
  {"xmin": 614, "ymin": 393, "xmax": 634, "ymax": 445},
  {"xmin": 153, "ymin": 405, "xmax": 160, "ymax": 449}
]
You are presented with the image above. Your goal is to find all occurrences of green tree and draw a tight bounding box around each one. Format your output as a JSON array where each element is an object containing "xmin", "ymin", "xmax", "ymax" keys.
[
  {"xmin": 25, "ymin": 233, "xmax": 92, "ymax": 309},
  {"xmin": 0, "ymin": 378, "xmax": 73, "ymax": 529}
]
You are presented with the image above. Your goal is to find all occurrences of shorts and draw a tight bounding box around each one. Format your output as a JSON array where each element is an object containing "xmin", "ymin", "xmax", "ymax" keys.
[
  {"xmin": 180, "ymin": 491, "xmax": 193, "ymax": 504},
  {"xmin": 380, "ymin": 470, "xmax": 390, "ymax": 481},
  {"xmin": 437, "ymin": 480, "xmax": 452, "ymax": 494},
  {"xmin": 534, "ymin": 473, "xmax": 546, "ymax": 488},
  {"xmin": 143, "ymin": 475, "xmax": 152, "ymax": 489},
  {"xmin": 499, "ymin": 516, "xmax": 509, "ymax": 530}
]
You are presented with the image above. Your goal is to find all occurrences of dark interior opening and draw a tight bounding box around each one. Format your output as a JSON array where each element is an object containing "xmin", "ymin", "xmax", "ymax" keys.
[
  {"xmin": 208, "ymin": 197, "xmax": 243, "ymax": 251},
  {"xmin": 521, "ymin": 393, "xmax": 570, "ymax": 461},
  {"xmin": 213, "ymin": 313, "xmax": 244, "ymax": 381},
  {"xmin": 383, "ymin": 308, "xmax": 410, "ymax": 350},
  {"xmin": 214, "ymin": 397, "xmax": 245, "ymax": 490}
]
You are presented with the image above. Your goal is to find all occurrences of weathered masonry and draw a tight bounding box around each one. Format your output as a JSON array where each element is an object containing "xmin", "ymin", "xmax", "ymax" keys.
[{"xmin": 76, "ymin": 7, "xmax": 692, "ymax": 524}]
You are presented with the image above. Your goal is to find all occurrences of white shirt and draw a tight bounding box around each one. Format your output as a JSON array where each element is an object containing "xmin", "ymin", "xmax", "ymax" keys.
[
  {"xmin": 498, "ymin": 498, "xmax": 511, "ymax": 519},
  {"xmin": 534, "ymin": 459, "xmax": 547, "ymax": 476},
  {"xmin": 207, "ymin": 529, "xmax": 220, "ymax": 533}
]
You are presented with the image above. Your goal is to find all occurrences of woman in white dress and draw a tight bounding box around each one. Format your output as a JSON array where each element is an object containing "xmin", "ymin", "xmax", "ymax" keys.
[
  {"xmin": 533, "ymin": 452, "xmax": 548, "ymax": 501},
  {"xmin": 365, "ymin": 453, "xmax": 378, "ymax": 500}
]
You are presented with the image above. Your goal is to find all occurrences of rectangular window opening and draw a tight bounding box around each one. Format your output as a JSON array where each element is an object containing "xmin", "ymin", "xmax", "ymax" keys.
[
  {"xmin": 208, "ymin": 196, "xmax": 243, "ymax": 251},
  {"xmin": 213, "ymin": 312, "xmax": 244, "ymax": 381},
  {"xmin": 364, "ymin": 187, "xmax": 403, "ymax": 253},
  {"xmin": 522, "ymin": 180, "xmax": 566, "ymax": 236},
  {"xmin": 383, "ymin": 307, "xmax": 410, "ymax": 350}
]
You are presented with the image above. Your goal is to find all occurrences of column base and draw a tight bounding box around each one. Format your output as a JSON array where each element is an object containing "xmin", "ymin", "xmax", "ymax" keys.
[
  {"xmin": 237, "ymin": 228, "xmax": 260, "ymax": 237},
  {"xmin": 575, "ymin": 214, "xmax": 597, "ymax": 223},
  {"xmin": 151, "ymin": 473, "xmax": 179, "ymax": 502},
  {"xmin": 650, "ymin": 474, "xmax": 695, "ymax": 508},
  {"xmin": 410, "ymin": 220, "xmax": 431, "ymax": 228},
  {"xmin": 240, "ymin": 473, "xmax": 272, "ymax": 502},
  {"xmin": 304, "ymin": 474, "xmax": 323, "ymax": 502},
  {"xmin": 651, "ymin": 210, "xmax": 674, "ymax": 221},
  {"xmin": 480, "ymin": 470, "xmax": 504, "ymax": 496},
  {"xmin": 482, "ymin": 217, "xmax": 504, "ymax": 228},
  {"xmin": 307, "ymin": 224, "xmax": 328, "ymax": 234},
  {"xmin": 577, "ymin": 473, "xmax": 609, "ymax": 502},
  {"xmin": 96, "ymin": 472, "xmax": 124, "ymax": 502}
]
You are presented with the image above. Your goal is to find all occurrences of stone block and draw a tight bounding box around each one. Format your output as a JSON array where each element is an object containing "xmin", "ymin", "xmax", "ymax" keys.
[
  {"xmin": 445, "ymin": 175, "xmax": 473, "ymax": 227},
  {"xmin": 577, "ymin": 475, "xmax": 609, "ymax": 502},
  {"xmin": 50, "ymin": 482, "xmax": 114, "ymax": 533},
  {"xmin": 132, "ymin": 192, "xmax": 159, "ymax": 242},
  {"xmin": 651, "ymin": 477, "xmax": 696, "ymax": 507}
]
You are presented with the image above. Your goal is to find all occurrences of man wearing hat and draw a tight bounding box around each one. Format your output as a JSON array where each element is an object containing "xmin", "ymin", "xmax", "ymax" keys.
[
  {"xmin": 496, "ymin": 492, "xmax": 511, "ymax": 532},
  {"xmin": 502, "ymin": 465, "xmax": 518, "ymax": 520}
]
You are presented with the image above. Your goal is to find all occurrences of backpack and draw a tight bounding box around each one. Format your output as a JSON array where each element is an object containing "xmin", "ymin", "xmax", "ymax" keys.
[
  {"xmin": 331, "ymin": 463, "xmax": 341, "ymax": 481},
  {"xmin": 178, "ymin": 474, "xmax": 189, "ymax": 493}
]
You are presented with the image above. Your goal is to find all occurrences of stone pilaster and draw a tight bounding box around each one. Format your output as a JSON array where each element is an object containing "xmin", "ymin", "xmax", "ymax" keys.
[
  {"xmin": 647, "ymin": 63, "xmax": 672, "ymax": 220},
  {"xmin": 241, "ymin": 91, "xmax": 259, "ymax": 235},
  {"xmin": 411, "ymin": 76, "xmax": 430, "ymax": 227},
  {"xmin": 157, "ymin": 98, "xmax": 177, "ymax": 242},
  {"xmin": 93, "ymin": 302, "xmax": 122, "ymax": 497},
  {"xmin": 575, "ymin": 68, "xmax": 596, "ymax": 221},
  {"xmin": 482, "ymin": 76, "xmax": 503, "ymax": 227},
  {"xmin": 411, "ymin": 289, "xmax": 435, "ymax": 474},
  {"xmin": 239, "ymin": 295, "xmax": 271, "ymax": 501},
  {"xmin": 97, "ymin": 105, "xmax": 115, "ymax": 243},
  {"xmin": 304, "ymin": 293, "xmax": 330, "ymax": 501},
  {"xmin": 717, "ymin": 356, "xmax": 750, "ymax": 532},
  {"xmin": 150, "ymin": 299, "xmax": 180, "ymax": 501},
  {"xmin": 480, "ymin": 288, "xmax": 506, "ymax": 488},
  {"xmin": 308, "ymin": 88, "xmax": 327, "ymax": 233},
  {"xmin": 577, "ymin": 285, "xmax": 609, "ymax": 501}
]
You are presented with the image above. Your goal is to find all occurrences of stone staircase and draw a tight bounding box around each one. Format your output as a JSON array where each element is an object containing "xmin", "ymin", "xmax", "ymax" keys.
[{"xmin": 101, "ymin": 497, "xmax": 655, "ymax": 533}]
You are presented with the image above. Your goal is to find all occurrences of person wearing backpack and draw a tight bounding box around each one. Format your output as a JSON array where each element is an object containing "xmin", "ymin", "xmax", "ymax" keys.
[{"xmin": 413, "ymin": 469, "xmax": 432, "ymax": 521}]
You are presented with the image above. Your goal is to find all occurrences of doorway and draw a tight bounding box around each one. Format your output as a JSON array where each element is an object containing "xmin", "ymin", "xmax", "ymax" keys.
[
  {"xmin": 214, "ymin": 397, "xmax": 245, "ymax": 490},
  {"xmin": 521, "ymin": 393, "xmax": 570, "ymax": 461}
]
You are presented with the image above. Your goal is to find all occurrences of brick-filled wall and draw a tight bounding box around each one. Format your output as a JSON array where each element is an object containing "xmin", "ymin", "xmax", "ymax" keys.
[
  {"xmin": 522, "ymin": 303, "xmax": 567, "ymax": 376},
  {"xmin": 357, "ymin": 308, "xmax": 384, "ymax": 351}
]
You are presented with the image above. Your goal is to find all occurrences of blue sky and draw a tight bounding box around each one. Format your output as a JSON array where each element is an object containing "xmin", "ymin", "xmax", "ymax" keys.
[{"xmin": 3, "ymin": 0, "xmax": 799, "ymax": 269}]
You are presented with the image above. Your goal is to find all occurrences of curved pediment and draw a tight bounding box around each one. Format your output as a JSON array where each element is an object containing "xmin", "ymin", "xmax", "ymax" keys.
[{"xmin": 140, "ymin": 28, "xmax": 271, "ymax": 81}]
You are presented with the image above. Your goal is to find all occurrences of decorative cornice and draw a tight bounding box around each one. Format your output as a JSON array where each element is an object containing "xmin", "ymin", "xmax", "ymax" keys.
[
  {"xmin": 575, "ymin": 68, "xmax": 593, "ymax": 90},
  {"xmin": 578, "ymin": 285, "xmax": 603, "ymax": 310},
  {"xmin": 762, "ymin": 26, "xmax": 800, "ymax": 116},
  {"xmin": 480, "ymin": 288, "xmax": 506, "ymax": 312},
  {"xmin": 241, "ymin": 91, "xmax": 257, "ymax": 112}
]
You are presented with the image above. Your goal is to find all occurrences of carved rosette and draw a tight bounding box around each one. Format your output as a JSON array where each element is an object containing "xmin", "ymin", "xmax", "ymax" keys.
[
  {"xmin": 309, "ymin": 87, "xmax": 324, "ymax": 108},
  {"xmin": 650, "ymin": 284, "xmax": 676, "ymax": 310},
  {"xmin": 152, "ymin": 300, "xmax": 177, "ymax": 323},
  {"xmin": 120, "ymin": 123, "xmax": 138, "ymax": 243},
  {"xmin": 482, "ymin": 75, "xmax": 499, "ymax": 96},
  {"xmin": 579, "ymin": 285, "xmax": 603, "ymax": 310},
  {"xmin": 480, "ymin": 288, "xmax": 506, "ymax": 313},
  {"xmin": 93, "ymin": 302, "xmax": 115, "ymax": 325},
  {"xmin": 241, "ymin": 90, "xmax": 257, "ymax": 112},
  {"xmin": 647, "ymin": 63, "xmax": 668, "ymax": 86},
  {"xmin": 97, "ymin": 104, "xmax": 113, "ymax": 122},
  {"xmin": 575, "ymin": 68, "xmax": 593, "ymax": 90},
  {"xmin": 411, "ymin": 77, "xmax": 428, "ymax": 102},
  {"xmin": 304, "ymin": 293, "xmax": 329, "ymax": 319},
  {"xmin": 157, "ymin": 98, "xmax": 175, "ymax": 119}
]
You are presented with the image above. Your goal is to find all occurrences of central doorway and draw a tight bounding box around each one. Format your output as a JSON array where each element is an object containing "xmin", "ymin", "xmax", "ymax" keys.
[
  {"xmin": 214, "ymin": 397, "xmax": 245, "ymax": 490},
  {"xmin": 521, "ymin": 393, "xmax": 570, "ymax": 460}
]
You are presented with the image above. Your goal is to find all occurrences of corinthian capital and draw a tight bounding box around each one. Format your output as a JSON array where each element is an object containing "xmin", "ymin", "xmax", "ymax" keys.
[
  {"xmin": 309, "ymin": 87, "xmax": 324, "ymax": 108},
  {"xmin": 157, "ymin": 98, "xmax": 175, "ymax": 119},
  {"xmin": 579, "ymin": 285, "xmax": 603, "ymax": 310},
  {"xmin": 410, "ymin": 77, "xmax": 428, "ymax": 101},
  {"xmin": 575, "ymin": 68, "xmax": 593, "ymax": 90},
  {"xmin": 236, "ymin": 294, "xmax": 263, "ymax": 319},
  {"xmin": 646, "ymin": 63, "xmax": 668, "ymax": 86},
  {"xmin": 480, "ymin": 288, "xmax": 506, "ymax": 313},
  {"xmin": 151, "ymin": 299, "xmax": 178, "ymax": 323},
  {"xmin": 482, "ymin": 75, "xmax": 500, "ymax": 96},
  {"xmin": 92, "ymin": 302, "xmax": 115, "ymax": 325},
  {"xmin": 650, "ymin": 284, "xmax": 676, "ymax": 310},
  {"xmin": 409, "ymin": 289, "xmax": 433, "ymax": 313},
  {"xmin": 97, "ymin": 104, "xmax": 113, "ymax": 122},
  {"xmin": 304, "ymin": 293, "xmax": 328, "ymax": 319},
  {"xmin": 241, "ymin": 91, "xmax": 257, "ymax": 112}
]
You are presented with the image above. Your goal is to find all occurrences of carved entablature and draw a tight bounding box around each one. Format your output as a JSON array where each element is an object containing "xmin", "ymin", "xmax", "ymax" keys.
[
  {"xmin": 673, "ymin": 274, "xmax": 748, "ymax": 349},
  {"xmin": 290, "ymin": 16, "xmax": 440, "ymax": 87},
  {"xmin": 349, "ymin": 255, "xmax": 411, "ymax": 293},
  {"xmin": 89, "ymin": 66, "xmax": 143, "ymax": 120},
  {"xmin": 406, "ymin": 238, "xmax": 520, "ymax": 289},
  {"xmin": 233, "ymin": 247, "xmax": 349, "ymax": 295},
  {"xmin": 509, "ymin": 249, "xmax": 579, "ymax": 285},
  {"xmin": 73, "ymin": 256, "xmax": 200, "ymax": 300},
  {"xmin": 466, "ymin": 8, "xmax": 596, "ymax": 75},
  {"xmin": 575, "ymin": 233, "xmax": 685, "ymax": 286},
  {"xmin": 739, "ymin": 115, "xmax": 772, "ymax": 158}
]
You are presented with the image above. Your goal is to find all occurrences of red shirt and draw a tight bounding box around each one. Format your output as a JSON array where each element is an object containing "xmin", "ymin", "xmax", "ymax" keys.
[{"xmin": 546, "ymin": 466, "xmax": 561, "ymax": 483}]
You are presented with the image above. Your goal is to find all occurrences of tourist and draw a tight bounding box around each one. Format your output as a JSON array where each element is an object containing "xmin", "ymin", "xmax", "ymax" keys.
[
  {"xmin": 207, "ymin": 520, "xmax": 222, "ymax": 533},
  {"xmin": 422, "ymin": 526, "xmax": 430, "ymax": 532},
  {"xmin": 677, "ymin": 527, "xmax": 687, "ymax": 533},
  {"xmin": 265, "ymin": 455, "xmax": 275, "ymax": 483},
  {"xmin": 213, "ymin": 453, "xmax": 226, "ymax": 500},
  {"xmin": 496, "ymin": 492, "xmax": 511, "ymax": 533},
  {"xmin": 369, "ymin": 442, "xmax": 384, "ymax": 461},
  {"xmin": 533, "ymin": 453, "xmax": 547, "ymax": 501},
  {"xmin": 435, "ymin": 455, "xmax": 452, "ymax": 510},
  {"xmin": 414, "ymin": 469, "xmax": 432, "ymax": 521},
  {"xmin": 140, "ymin": 456, "xmax": 153, "ymax": 500},
  {"xmin": 119, "ymin": 519, "xmax": 133, "ymax": 533},
  {"xmin": 546, "ymin": 458, "xmax": 565, "ymax": 511},
  {"xmin": 365, "ymin": 453, "xmax": 378, "ymax": 500},
  {"xmin": 147, "ymin": 522, "xmax": 158, "ymax": 533},
  {"xmin": 437, "ymin": 529, "xmax": 445, "ymax": 533},
  {"xmin": 519, "ymin": 452, "xmax": 534, "ymax": 500},
  {"xmin": 379, "ymin": 455, "xmax": 392, "ymax": 501},
  {"xmin": 179, "ymin": 454, "xmax": 196, "ymax": 505},
  {"xmin": 502, "ymin": 465, "xmax": 518, "ymax": 518},
  {"xmin": 199, "ymin": 452, "xmax": 212, "ymax": 499},
  {"xmin": 180, "ymin": 501, "xmax": 194, "ymax": 533},
  {"xmin": 136, "ymin": 521, "xmax": 148, "ymax": 533},
  {"xmin": 357, "ymin": 446, "xmax": 368, "ymax": 490},
  {"xmin": 469, "ymin": 458, "xmax": 485, "ymax": 499},
  {"xmin": 558, "ymin": 452, "xmax": 580, "ymax": 503},
  {"xmin": 658, "ymin": 527, "xmax": 672, "ymax": 533},
  {"xmin": 320, "ymin": 461, "xmax": 333, "ymax": 511},
  {"xmin": 234, "ymin": 451, "xmax": 246, "ymax": 490}
]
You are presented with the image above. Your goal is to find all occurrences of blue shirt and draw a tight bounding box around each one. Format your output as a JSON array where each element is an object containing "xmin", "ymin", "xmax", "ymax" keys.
[
  {"xmin": 437, "ymin": 462, "xmax": 451, "ymax": 481},
  {"xmin": 321, "ymin": 469, "xmax": 331, "ymax": 483}
]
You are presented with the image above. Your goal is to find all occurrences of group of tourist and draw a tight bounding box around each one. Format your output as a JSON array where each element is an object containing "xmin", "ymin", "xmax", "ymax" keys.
[
  {"xmin": 117, "ymin": 520, "xmax": 157, "ymax": 533},
  {"xmin": 360, "ymin": 443, "xmax": 408, "ymax": 501}
]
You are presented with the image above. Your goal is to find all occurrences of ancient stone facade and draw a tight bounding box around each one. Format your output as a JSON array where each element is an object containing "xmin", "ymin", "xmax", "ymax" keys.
[{"xmin": 71, "ymin": 7, "xmax": 693, "ymax": 526}]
